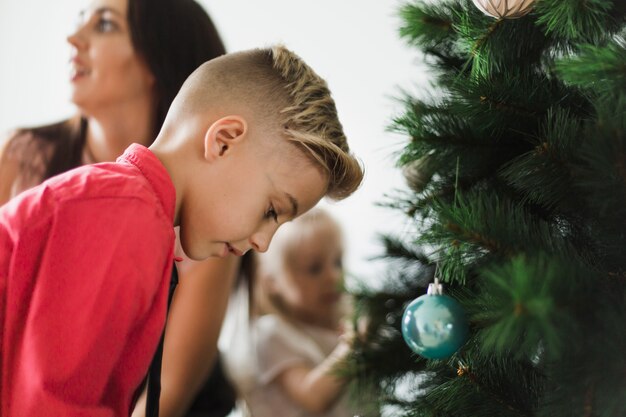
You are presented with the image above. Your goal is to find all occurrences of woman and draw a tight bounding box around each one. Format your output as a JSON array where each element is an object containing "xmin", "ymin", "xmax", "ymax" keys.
[{"xmin": 0, "ymin": 1, "xmax": 239, "ymax": 416}]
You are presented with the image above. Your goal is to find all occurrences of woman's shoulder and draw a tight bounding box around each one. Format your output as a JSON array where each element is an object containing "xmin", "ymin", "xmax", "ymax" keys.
[
  {"xmin": 1, "ymin": 120, "xmax": 72, "ymax": 161},
  {"xmin": 2, "ymin": 128, "xmax": 34, "ymax": 157},
  {"xmin": 0, "ymin": 119, "xmax": 77, "ymax": 203},
  {"xmin": 1, "ymin": 125, "xmax": 58, "ymax": 176}
]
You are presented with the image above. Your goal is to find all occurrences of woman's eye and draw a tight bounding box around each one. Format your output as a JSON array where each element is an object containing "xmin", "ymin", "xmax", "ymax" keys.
[{"xmin": 96, "ymin": 18, "xmax": 117, "ymax": 32}]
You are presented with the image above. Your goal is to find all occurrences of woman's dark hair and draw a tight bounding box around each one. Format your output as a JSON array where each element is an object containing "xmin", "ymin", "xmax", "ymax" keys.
[
  {"xmin": 128, "ymin": 0, "xmax": 226, "ymax": 134},
  {"xmin": 11, "ymin": 0, "xmax": 225, "ymax": 181}
]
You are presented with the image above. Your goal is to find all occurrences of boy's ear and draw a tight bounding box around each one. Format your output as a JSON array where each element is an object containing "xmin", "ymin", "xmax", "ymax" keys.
[{"xmin": 203, "ymin": 115, "xmax": 247, "ymax": 161}]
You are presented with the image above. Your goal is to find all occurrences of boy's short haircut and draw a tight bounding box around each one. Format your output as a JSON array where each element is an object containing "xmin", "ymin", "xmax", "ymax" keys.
[
  {"xmin": 268, "ymin": 45, "xmax": 363, "ymax": 200},
  {"xmin": 169, "ymin": 45, "xmax": 364, "ymax": 200}
]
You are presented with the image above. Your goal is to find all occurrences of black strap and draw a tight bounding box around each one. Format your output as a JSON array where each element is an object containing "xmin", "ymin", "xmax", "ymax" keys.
[{"xmin": 146, "ymin": 263, "xmax": 179, "ymax": 417}]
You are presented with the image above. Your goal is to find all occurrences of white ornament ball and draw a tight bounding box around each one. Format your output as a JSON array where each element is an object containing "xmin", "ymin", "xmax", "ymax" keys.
[{"xmin": 471, "ymin": 0, "xmax": 535, "ymax": 19}]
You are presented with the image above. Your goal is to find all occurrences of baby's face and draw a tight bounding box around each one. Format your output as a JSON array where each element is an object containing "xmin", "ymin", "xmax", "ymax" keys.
[
  {"xmin": 178, "ymin": 138, "xmax": 327, "ymax": 261},
  {"xmin": 280, "ymin": 225, "xmax": 345, "ymax": 328}
]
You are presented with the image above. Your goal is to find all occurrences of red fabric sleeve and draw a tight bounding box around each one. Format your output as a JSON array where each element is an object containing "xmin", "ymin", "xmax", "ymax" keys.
[
  {"xmin": 0, "ymin": 221, "xmax": 12, "ymax": 377},
  {"xmin": 7, "ymin": 196, "xmax": 171, "ymax": 416}
]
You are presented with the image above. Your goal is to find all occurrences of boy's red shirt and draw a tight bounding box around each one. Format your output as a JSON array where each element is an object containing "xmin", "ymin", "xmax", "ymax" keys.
[{"xmin": 0, "ymin": 144, "xmax": 176, "ymax": 416}]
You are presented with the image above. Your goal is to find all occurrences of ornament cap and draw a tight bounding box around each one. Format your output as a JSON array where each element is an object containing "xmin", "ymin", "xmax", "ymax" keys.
[{"xmin": 427, "ymin": 278, "xmax": 443, "ymax": 295}]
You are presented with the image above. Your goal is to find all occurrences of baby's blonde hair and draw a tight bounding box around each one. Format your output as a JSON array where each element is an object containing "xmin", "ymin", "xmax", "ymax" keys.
[
  {"xmin": 166, "ymin": 45, "xmax": 364, "ymax": 200},
  {"xmin": 259, "ymin": 208, "xmax": 341, "ymax": 279}
]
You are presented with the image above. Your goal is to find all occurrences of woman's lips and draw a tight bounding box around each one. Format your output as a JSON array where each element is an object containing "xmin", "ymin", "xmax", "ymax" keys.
[
  {"xmin": 69, "ymin": 57, "xmax": 90, "ymax": 81},
  {"xmin": 70, "ymin": 67, "xmax": 89, "ymax": 82}
]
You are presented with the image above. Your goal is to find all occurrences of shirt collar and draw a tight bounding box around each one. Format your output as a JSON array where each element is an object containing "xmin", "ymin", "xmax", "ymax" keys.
[{"xmin": 117, "ymin": 144, "xmax": 176, "ymax": 222}]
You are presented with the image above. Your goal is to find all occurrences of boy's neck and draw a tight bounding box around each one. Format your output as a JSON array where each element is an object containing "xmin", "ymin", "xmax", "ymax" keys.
[{"xmin": 147, "ymin": 141, "xmax": 184, "ymax": 228}]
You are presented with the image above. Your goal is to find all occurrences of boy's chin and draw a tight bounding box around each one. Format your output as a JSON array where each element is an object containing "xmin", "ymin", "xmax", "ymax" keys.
[
  {"xmin": 178, "ymin": 240, "xmax": 208, "ymax": 261},
  {"xmin": 180, "ymin": 241, "xmax": 230, "ymax": 261}
]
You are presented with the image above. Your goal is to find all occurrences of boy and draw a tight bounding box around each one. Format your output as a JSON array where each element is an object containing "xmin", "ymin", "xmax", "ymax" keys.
[{"xmin": 0, "ymin": 45, "xmax": 363, "ymax": 416}]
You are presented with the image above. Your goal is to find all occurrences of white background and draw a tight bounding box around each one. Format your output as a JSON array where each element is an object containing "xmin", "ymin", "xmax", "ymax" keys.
[{"xmin": 0, "ymin": 0, "xmax": 427, "ymax": 284}]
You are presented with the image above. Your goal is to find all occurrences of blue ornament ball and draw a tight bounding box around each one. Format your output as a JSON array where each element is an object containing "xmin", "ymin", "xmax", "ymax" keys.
[{"xmin": 401, "ymin": 293, "xmax": 469, "ymax": 359}]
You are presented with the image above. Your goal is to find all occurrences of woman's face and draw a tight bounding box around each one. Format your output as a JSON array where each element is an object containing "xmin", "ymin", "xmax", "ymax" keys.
[{"xmin": 67, "ymin": 0, "xmax": 155, "ymax": 115}]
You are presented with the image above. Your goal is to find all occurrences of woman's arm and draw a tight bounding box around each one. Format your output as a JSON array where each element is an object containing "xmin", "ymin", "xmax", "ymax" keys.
[
  {"xmin": 275, "ymin": 339, "xmax": 352, "ymax": 414},
  {"xmin": 132, "ymin": 253, "xmax": 241, "ymax": 417}
]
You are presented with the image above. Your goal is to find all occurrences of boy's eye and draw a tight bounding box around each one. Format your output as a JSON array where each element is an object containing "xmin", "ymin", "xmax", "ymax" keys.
[{"xmin": 265, "ymin": 205, "xmax": 278, "ymax": 223}]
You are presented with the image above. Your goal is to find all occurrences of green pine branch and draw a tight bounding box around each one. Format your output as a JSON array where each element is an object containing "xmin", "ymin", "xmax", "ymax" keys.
[{"xmin": 354, "ymin": 0, "xmax": 626, "ymax": 415}]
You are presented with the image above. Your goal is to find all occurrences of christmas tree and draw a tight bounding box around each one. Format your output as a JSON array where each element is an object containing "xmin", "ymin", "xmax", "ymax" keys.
[{"xmin": 347, "ymin": 1, "xmax": 626, "ymax": 416}]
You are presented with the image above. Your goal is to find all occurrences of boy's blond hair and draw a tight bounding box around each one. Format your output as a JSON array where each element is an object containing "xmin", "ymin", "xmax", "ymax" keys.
[{"xmin": 166, "ymin": 45, "xmax": 364, "ymax": 200}]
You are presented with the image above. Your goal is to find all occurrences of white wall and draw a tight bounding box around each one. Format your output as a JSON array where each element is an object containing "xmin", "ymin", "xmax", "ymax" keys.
[{"xmin": 0, "ymin": 0, "xmax": 425, "ymax": 284}]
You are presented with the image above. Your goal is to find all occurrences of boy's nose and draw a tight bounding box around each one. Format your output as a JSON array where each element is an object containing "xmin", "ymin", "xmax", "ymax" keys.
[{"xmin": 249, "ymin": 230, "xmax": 274, "ymax": 253}]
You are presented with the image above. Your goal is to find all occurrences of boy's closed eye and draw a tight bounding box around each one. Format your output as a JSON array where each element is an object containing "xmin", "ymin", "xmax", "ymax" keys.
[{"xmin": 265, "ymin": 204, "xmax": 278, "ymax": 223}]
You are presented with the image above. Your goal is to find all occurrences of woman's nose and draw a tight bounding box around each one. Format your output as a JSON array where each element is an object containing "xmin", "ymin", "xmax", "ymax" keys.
[{"xmin": 67, "ymin": 28, "xmax": 87, "ymax": 50}]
